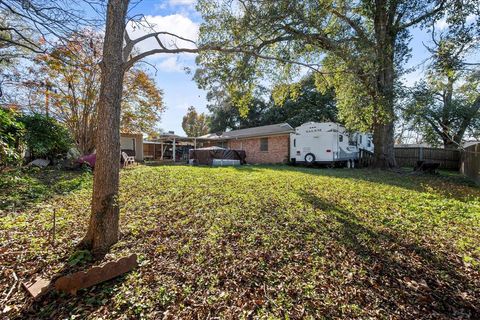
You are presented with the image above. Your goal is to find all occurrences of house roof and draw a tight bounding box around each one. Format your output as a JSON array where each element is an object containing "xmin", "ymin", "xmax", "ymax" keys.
[
  {"xmin": 394, "ymin": 143, "xmax": 432, "ymax": 148},
  {"xmin": 197, "ymin": 132, "xmax": 225, "ymax": 140},
  {"xmin": 199, "ymin": 123, "xmax": 294, "ymax": 140},
  {"xmin": 463, "ymin": 141, "xmax": 480, "ymax": 148},
  {"xmin": 144, "ymin": 133, "xmax": 192, "ymax": 143},
  {"xmin": 121, "ymin": 132, "xmax": 143, "ymax": 137}
]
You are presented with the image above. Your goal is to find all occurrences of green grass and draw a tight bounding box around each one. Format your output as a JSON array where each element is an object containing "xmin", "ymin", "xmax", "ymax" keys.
[
  {"xmin": 0, "ymin": 167, "xmax": 92, "ymax": 211},
  {"xmin": 1, "ymin": 165, "xmax": 479, "ymax": 319}
]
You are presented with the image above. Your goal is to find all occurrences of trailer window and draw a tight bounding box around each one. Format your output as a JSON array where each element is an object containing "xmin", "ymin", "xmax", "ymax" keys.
[
  {"xmin": 339, "ymin": 135, "xmax": 343, "ymax": 142},
  {"xmin": 359, "ymin": 135, "xmax": 363, "ymax": 144},
  {"xmin": 348, "ymin": 135, "xmax": 356, "ymax": 146},
  {"xmin": 293, "ymin": 139, "xmax": 296, "ymax": 147},
  {"xmin": 260, "ymin": 138, "xmax": 268, "ymax": 151}
]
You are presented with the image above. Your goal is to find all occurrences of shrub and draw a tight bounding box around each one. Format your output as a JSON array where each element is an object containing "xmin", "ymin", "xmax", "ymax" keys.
[
  {"xmin": 0, "ymin": 108, "xmax": 25, "ymax": 167},
  {"xmin": 20, "ymin": 113, "xmax": 73, "ymax": 160}
]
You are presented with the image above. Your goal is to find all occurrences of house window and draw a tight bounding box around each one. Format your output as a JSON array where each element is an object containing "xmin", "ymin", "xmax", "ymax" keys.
[{"xmin": 260, "ymin": 138, "xmax": 268, "ymax": 151}]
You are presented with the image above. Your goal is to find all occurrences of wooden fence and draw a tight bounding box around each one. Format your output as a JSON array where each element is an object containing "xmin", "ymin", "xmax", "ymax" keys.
[
  {"xmin": 358, "ymin": 145, "xmax": 479, "ymax": 184},
  {"xmin": 460, "ymin": 144, "xmax": 480, "ymax": 185},
  {"xmin": 394, "ymin": 147, "xmax": 460, "ymax": 170}
]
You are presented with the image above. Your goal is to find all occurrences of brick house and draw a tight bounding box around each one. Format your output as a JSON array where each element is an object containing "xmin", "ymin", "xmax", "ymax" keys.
[{"xmin": 199, "ymin": 123, "xmax": 294, "ymax": 164}]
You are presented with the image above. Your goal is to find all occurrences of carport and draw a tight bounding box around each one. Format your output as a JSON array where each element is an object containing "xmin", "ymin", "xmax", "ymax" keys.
[{"xmin": 143, "ymin": 134, "xmax": 222, "ymax": 162}]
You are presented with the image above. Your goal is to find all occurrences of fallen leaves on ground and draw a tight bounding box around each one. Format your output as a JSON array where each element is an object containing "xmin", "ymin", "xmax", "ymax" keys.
[{"xmin": 0, "ymin": 165, "xmax": 479, "ymax": 319}]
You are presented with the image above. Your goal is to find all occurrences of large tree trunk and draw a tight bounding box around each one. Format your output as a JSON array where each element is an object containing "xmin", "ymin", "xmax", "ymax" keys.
[
  {"xmin": 373, "ymin": 121, "xmax": 396, "ymax": 168},
  {"xmin": 372, "ymin": 0, "xmax": 397, "ymax": 168},
  {"xmin": 82, "ymin": 0, "xmax": 129, "ymax": 256}
]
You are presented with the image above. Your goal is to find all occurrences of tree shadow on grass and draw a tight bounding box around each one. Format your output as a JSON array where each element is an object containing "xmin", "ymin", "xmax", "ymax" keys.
[
  {"xmin": 233, "ymin": 164, "xmax": 480, "ymax": 202},
  {"xmin": 299, "ymin": 190, "xmax": 480, "ymax": 319},
  {"xmin": 0, "ymin": 168, "xmax": 91, "ymax": 213}
]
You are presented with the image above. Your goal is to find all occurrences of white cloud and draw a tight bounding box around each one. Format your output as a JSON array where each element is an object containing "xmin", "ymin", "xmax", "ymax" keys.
[
  {"xmin": 154, "ymin": 0, "xmax": 196, "ymax": 12},
  {"xmin": 435, "ymin": 14, "xmax": 477, "ymax": 31},
  {"xmin": 126, "ymin": 14, "xmax": 199, "ymax": 58},
  {"xmin": 157, "ymin": 56, "xmax": 184, "ymax": 72},
  {"xmin": 466, "ymin": 14, "xmax": 476, "ymax": 23},
  {"xmin": 434, "ymin": 18, "xmax": 449, "ymax": 30},
  {"xmin": 169, "ymin": 0, "xmax": 196, "ymax": 5}
]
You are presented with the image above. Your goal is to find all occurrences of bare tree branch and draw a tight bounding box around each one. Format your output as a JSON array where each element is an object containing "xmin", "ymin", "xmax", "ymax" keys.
[
  {"xmin": 398, "ymin": 0, "xmax": 447, "ymax": 30},
  {"xmin": 329, "ymin": 7, "xmax": 373, "ymax": 46}
]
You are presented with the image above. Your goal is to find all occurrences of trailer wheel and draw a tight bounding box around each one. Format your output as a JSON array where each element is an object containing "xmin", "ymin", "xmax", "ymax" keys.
[{"xmin": 304, "ymin": 153, "xmax": 315, "ymax": 165}]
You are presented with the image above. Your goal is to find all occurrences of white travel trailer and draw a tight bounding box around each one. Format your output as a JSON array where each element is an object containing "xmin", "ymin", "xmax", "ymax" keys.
[{"xmin": 290, "ymin": 122, "xmax": 373, "ymax": 167}]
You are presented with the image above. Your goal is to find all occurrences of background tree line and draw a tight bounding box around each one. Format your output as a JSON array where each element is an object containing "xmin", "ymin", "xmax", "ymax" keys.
[
  {"xmin": 1, "ymin": 0, "xmax": 478, "ymax": 254},
  {"xmin": 195, "ymin": 0, "xmax": 479, "ymax": 162},
  {"xmin": 1, "ymin": 27, "xmax": 165, "ymax": 157},
  {"xmin": 183, "ymin": 73, "xmax": 337, "ymax": 136}
]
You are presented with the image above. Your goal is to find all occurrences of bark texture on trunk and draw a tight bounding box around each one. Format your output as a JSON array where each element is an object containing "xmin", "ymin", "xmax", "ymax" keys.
[
  {"xmin": 372, "ymin": 0, "xmax": 397, "ymax": 168},
  {"xmin": 373, "ymin": 122, "xmax": 396, "ymax": 168},
  {"xmin": 82, "ymin": 0, "xmax": 129, "ymax": 256}
]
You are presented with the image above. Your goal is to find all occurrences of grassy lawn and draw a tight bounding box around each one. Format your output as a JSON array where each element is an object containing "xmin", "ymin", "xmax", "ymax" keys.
[{"xmin": 1, "ymin": 165, "xmax": 479, "ymax": 319}]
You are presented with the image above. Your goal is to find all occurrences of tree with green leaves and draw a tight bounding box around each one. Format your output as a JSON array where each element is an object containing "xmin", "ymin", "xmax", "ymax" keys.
[
  {"xmin": 182, "ymin": 106, "xmax": 210, "ymax": 137},
  {"xmin": 205, "ymin": 73, "xmax": 337, "ymax": 132},
  {"xmin": 120, "ymin": 69, "xmax": 165, "ymax": 136},
  {"xmin": 195, "ymin": 0, "xmax": 459, "ymax": 168},
  {"xmin": 405, "ymin": 75, "xmax": 479, "ymax": 148},
  {"xmin": 0, "ymin": 107, "xmax": 24, "ymax": 167},
  {"xmin": 81, "ymin": 0, "xmax": 216, "ymax": 254},
  {"xmin": 20, "ymin": 113, "xmax": 72, "ymax": 160},
  {"xmin": 206, "ymin": 89, "xmax": 269, "ymax": 132},
  {"xmin": 1, "ymin": 0, "xmax": 171, "ymax": 256},
  {"xmin": 264, "ymin": 74, "xmax": 337, "ymax": 128},
  {"xmin": 21, "ymin": 31, "xmax": 165, "ymax": 155},
  {"xmin": 403, "ymin": 18, "xmax": 480, "ymax": 148}
]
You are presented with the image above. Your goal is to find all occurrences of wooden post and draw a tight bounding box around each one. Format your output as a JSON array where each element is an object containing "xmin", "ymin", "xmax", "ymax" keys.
[
  {"xmin": 173, "ymin": 138, "xmax": 176, "ymax": 162},
  {"xmin": 161, "ymin": 142, "xmax": 164, "ymax": 160},
  {"xmin": 194, "ymin": 138, "xmax": 197, "ymax": 149},
  {"xmin": 52, "ymin": 209, "xmax": 56, "ymax": 247},
  {"xmin": 132, "ymin": 138, "xmax": 136, "ymax": 160}
]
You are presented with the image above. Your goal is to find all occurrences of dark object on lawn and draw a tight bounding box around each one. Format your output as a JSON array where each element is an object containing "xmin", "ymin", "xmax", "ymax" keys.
[
  {"xmin": 54, "ymin": 254, "xmax": 137, "ymax": 295},
  {"xmin": 28, "ymin": 159, "xmax": 50, "ymax": 168},
  {"xmin": 22, "ymin": 277, "xmax": 50, "ymax": 299},
  {"xmin": 77, "ymin": 153, "xmax": 96, "ymax": 168},
  {"xmin": 189, "ymin": 147, "xmax": 246, "ymax": 165},
  {"xmin": 414, "ymin": 160, "xmax": 440, "ymax": 174}
]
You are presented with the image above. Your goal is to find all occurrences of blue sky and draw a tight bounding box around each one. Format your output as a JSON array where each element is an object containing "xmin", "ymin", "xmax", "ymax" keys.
[
  {"xmin": 126, "ymin": 0, "xmax": 207, "ymax": 136},
  {"xmin": 124, "ymin": 1, "xmax": 462, "ymax": 136}
]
